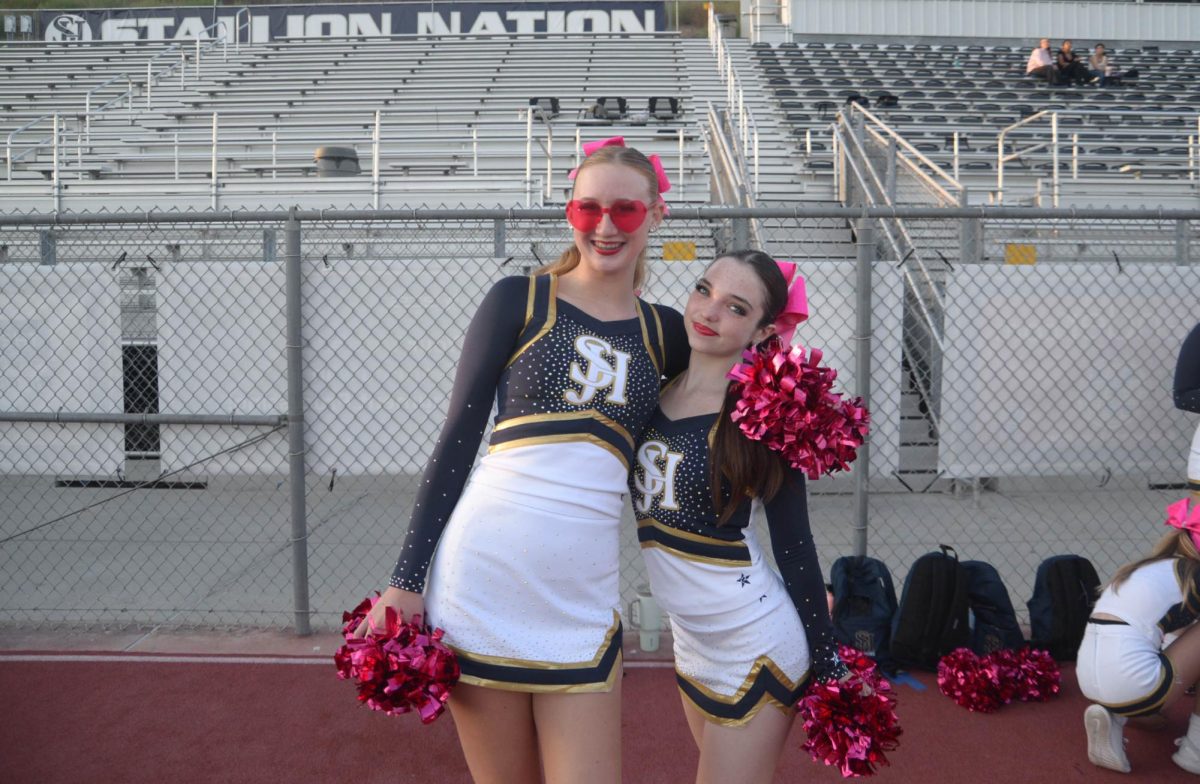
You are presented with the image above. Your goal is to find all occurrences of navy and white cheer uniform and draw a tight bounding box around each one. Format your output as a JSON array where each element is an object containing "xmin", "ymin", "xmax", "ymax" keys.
[
  {"xmin": 629, "ymin": 407, "xmax": 846, "ymax": 725},
  {"xmin": 389, "ymin": 274, "xmax": 686, "ymax": 692},
  {"xmin": 1076, "ymin": 559, "xmax": 1200, "ymax": 716},
  {"xmin": 1176, "ymin": 323, "xmax": 1200, "ymax": 498}
]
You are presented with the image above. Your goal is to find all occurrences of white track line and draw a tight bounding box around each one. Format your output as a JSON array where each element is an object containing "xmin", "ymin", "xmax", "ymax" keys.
[
  {"xmin": 0, "ymin": 652, "xmax": 677, "ymax": 668},
  {"xmin": 0, "ymin": 653, "xmax": 330, "ymax": 665}
]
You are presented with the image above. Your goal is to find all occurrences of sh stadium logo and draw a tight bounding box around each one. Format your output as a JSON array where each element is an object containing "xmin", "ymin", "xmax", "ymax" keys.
[{"xmin": 45, "ymin": 14, "xmax": 92, "ymax": 42}]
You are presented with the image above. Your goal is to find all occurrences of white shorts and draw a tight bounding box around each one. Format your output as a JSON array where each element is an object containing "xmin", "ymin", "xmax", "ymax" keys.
[{"xmin": 1075, "ymin": 621, "xmax": 1173, "ymax": 717}]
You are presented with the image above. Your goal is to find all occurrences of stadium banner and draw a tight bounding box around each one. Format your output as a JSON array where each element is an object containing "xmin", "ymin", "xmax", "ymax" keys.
[{"xmin": 33, "ymin": 2, "xmax": 665, "ymax": 44}]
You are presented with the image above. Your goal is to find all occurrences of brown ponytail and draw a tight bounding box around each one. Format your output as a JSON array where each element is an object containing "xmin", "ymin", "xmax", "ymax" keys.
[
  {"xmin": 706, "ymin": 250, "xmax": 791, "ymax": 524},
  {"xmin": 1110, "ymin": 529, "xmax": 1200, "ymax": 595}
]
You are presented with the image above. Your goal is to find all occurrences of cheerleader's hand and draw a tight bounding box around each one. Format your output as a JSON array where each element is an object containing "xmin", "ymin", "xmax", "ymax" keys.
[{"xmin": 351, "ymin": 586, "xmax": 425, "ymax": 638}]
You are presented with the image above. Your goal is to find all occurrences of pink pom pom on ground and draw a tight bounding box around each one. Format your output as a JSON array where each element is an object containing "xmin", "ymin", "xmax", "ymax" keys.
[
  {"xmin": 936, "ymin": 646, "xmax": 1061, "ymax": 713},
  {"xmin": 937, "ymin": 648, "xmax": 1004, "ymax": 713}
]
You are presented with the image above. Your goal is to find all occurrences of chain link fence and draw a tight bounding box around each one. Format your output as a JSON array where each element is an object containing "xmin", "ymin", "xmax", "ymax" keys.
[{"xmin": 1, "ymin": 206, "xmax": 1196, "ymax": 634}]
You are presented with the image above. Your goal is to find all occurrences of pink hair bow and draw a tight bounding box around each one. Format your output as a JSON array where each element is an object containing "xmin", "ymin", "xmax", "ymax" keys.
[
  {"xmin": 773, "ymin": 260, "xmax": 809, "ymax": 345},
  {"xmin": 567, "ymin": 135, "xmax": 672, "ymax": 195},
  {"xmin": 1166, "ymin": 498, "xmax": 1200, "ymax": 549}
]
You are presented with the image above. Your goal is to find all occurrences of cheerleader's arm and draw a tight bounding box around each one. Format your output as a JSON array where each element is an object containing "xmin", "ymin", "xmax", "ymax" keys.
[
  {"xmin": 653, "ymin": 303, "xmax": 689, "ymax": 381},
  {"xmin": 764, "ymin": 469, "xmax": 850, "ymax": 682},
  {"xmin": 1176, "ymin": 322, "xmax": 1200, "ymax": 413},
  {"xmin": 387, "ymin": 275, "xmax": 529, "ymax": 593}
]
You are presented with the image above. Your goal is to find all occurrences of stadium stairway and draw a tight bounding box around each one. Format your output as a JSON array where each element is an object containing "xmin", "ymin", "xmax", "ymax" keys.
[{"xmin": 682, "ymin": 37, "xmax": 857, "ymax": 263}]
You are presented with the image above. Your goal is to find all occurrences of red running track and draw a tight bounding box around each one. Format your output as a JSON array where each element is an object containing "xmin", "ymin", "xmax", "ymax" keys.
[{"xmin": 0, "ymin": 652, "xmax": 1196, "ymax": 783}]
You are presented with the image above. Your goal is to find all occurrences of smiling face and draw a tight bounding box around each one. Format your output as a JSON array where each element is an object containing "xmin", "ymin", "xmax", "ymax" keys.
[
  {"xmin": 684, "ymin": 256, "xmax": 776, "ymax": 360},
  {"xmin": 568, "ymin": 162, "xmax": 661, "ymax": 283}
]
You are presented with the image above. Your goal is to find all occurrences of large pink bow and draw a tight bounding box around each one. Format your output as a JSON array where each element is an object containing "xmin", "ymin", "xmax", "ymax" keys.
[
  {"xmin": 1166, "ymin": 498, "xmax": 1200, "ymax": 549},
  {"xmin": 773, "ymin": 260, "xmax": 809, "ymax": 345},
  {"xmin": 567, "ymin": 135, "xmax": 672, "ymax": 195}
]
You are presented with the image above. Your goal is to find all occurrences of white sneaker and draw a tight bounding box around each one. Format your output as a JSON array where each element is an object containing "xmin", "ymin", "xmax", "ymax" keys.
[
  {"xmin": 1174, "ymin": 736, "xmax": 1200, "ymax": 774},
  {"xmin": 1085, "ymin": 704, "xmax": 1131, "ymax": 773}
]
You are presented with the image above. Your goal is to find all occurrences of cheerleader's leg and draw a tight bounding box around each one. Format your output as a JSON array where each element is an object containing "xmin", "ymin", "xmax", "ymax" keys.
[
  {"xmin": 1164, "ymin": 620, "xmax": 1200, "ymax": 707},
  {"xmin": 694, "ymin": 705, "xmax": 795, "ymax": 784},
  {"xmin": 679, "ymin": 693, "xmax": 706, "ymax": 748},
  {"xmin": 449, "ymin": 684, "xmax": 540, "ymax": 784},
  {"xmin": 1164, "ymin": 622, "xmax": 1200, "ymax": 773},
  {"xmin": 533, "ymin": 686, "xmax": 622, "ymax": 784}
]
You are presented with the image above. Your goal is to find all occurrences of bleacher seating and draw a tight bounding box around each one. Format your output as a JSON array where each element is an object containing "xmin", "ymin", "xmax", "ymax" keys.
[
  {"xmin": 748, "ymin": 39, "xmax": 1200, "ymax": 194},
  {"xmin": 2, "ymin": 31, "xmax": 1196, "ymax": 213},
  {"xmin": 0, "ymin": 35, "xmax": 708, "ymax": 210}
]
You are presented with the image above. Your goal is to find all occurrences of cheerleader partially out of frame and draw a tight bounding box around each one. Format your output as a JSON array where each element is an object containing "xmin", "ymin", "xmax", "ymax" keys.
[
  {"xmin": 629, "ymin": 250, "xmax": 849, "ymax": 784},
  {"xmin": 1077, "ymin": 497, "xmax": 1200, "ymax": 775},
  {"xmin": 354, "ymin": 137, "xmax": 687, "ymax": 784},
  {"xmin": 1176, "ymin": 321, "xmax": 1199, "ymax": 499}
]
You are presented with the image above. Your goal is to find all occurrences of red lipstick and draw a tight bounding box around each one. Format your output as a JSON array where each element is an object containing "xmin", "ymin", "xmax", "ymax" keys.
[{"xmin": 692, "ymin": 322, "xmax": 718, "ymax": 337}]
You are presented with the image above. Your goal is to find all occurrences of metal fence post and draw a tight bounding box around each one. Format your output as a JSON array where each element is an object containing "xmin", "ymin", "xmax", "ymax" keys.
[
  {"xmin": 732, "ymin": 216, "xmax": 749, "ymax": 249},
  {"xmin": 853, "ymin": 215, "xmax": 874, "ymax": 558},
  {"xmin": 886, "ymin": 137, "xmax": 897, "ymax": 203},
  {"xmin": 262, "ymin": 228, "xmax": 277, "ymax": 263},
  {"xmin": 38, "ymin": 229, "xmax": 55, "ymax": 265},
  {"xmin": 1177, "ymin": 219, "xmax": 1192, "ymax": 267},
  {"xmin": 959, "ymin": 187, "xmax": 982, "ymax": 264},
  {"xmin": 285, "ymin": 209, "xmax": 311, "ymax": 635},
  {"xmin": 493, "ymin": 218, "xmax": 506, "ymax": 259}
]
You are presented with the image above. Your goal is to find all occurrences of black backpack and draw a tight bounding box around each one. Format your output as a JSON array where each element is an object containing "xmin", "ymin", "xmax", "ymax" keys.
[
  {"xmin": 890, "ymin": 545, "xmax": 970, "ymax": 670},
  {"xmin": 962, "ymin": 560, "xmax": 1025, "ymax": 655},
  {"xmin": 831, "ymin": 555, "xmax": 898, "ymax": 666},
  {"xmin": 1027, "ymin": 555, "xmax": 1100, "ymax": 661}
]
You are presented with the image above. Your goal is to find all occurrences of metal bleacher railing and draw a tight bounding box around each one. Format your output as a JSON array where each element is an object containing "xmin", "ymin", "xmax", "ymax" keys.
[
  {"xmin": 5, "ymin": 19, "xmax": 240, "ymax": 185},
  {"xmin": 996, "ymin": 107, "xmax": 1200, "ymax": 205}
]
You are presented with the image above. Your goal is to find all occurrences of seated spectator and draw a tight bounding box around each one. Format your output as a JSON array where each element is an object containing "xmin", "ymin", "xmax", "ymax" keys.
[
  {"xmin": 1026, "ymin": 38, "xmax": 1057, "ymax": 84},
  {"xmin": 1088, "ymin": 43, "xmax": 1119, "ymax": 87},
  {"xmin": 1056, "ymin": 39, "xmax": 1090, "ymax": 86}
]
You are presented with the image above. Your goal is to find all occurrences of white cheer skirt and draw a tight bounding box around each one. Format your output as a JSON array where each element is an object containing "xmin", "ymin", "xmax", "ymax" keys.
[
  {"xmin": 641, "ymin": 523, "xmax": 811, "ymax": 726},
  {"xmin": 423, "ymin": 447, "xmax": 625, "ymax": 693}
]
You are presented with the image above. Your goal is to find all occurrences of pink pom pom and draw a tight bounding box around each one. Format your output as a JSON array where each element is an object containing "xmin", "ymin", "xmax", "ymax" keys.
[
  {"xmin": 727, "ymin": 343, "xmax": 869, "ymax": 479},
  {"xmin": 937, "ymin": 648, "xmax": 1004, "ymax": 713},
  {"xmin": 1009, "ymin": 648, "xmax": 1061, "ymax": 702},
  {"xmin": 798, "ymin": 646, "xmax": 902, "ymax": 778},
  {"xmin": 981, "ymin": 647, "xmax": 1022, "ymax": 705},
  {"xmin": 936, "ymin": 647, "xmax": 1061, "ymax": 713},
  {"xmin": 334, "ymin": 593, "xmax": 460, "ymax": 724}
]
